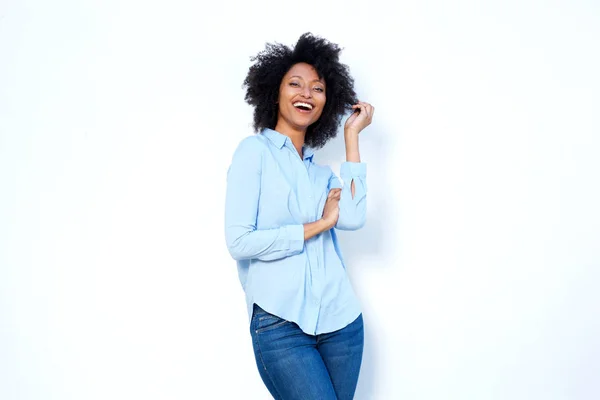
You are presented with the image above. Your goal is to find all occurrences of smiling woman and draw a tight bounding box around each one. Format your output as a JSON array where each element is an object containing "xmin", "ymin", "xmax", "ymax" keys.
[
  {"xmin": 276, "ymin": 63, "xmax": 327, "ymax": 137},
  {"xmin": 225, "ymin": 33, "xmax": 375, "ymax": 400}
]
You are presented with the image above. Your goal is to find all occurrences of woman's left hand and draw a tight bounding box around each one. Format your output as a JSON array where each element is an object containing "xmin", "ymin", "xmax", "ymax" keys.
[{"xmin": 344, "ymin": 101, "xmax": 375, "ymax": 135}]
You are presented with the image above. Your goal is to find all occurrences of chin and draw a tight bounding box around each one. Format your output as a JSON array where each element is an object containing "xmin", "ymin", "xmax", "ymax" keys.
[{"xmin": 298, "ymin": 116, "xmax": 319, "ymax": 127}]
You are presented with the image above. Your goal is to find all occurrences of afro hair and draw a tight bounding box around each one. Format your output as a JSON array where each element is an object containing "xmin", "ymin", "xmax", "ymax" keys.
[{"xmin": 243, "ymin": 33, "xmax": 358, "ymax": 149}]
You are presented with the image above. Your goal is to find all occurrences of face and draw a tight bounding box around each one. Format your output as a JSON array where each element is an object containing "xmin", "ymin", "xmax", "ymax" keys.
[{"xmin": 276, "ymin": 62, "xmax": 326, "ymax": 132}]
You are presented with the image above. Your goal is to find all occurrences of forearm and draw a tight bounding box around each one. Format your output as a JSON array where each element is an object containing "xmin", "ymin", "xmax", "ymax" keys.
[
  {"xmin": 335, "ymin": 144, "xmax": 367, "ymax": 230},
  {"xmin": 226, "ymin": 224, "xmax": 305, "ymax": 261},
  {"xmin": 227, "ymin": 219, "xmax": 338, "ymax": 260},
  {"xmin": 345, "ymin": 129, "xmax": 360, "ymax": 162},
  {"xmin": 304, "ymin": 219, "xmax": 333, "ymax": 240},
  {"xmin": 345, "ymin": 130, "xmax": 360, "ymax": 197}
]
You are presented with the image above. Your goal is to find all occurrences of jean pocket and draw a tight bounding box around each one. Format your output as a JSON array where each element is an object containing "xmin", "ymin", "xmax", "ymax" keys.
[{"xmin": 255, "ymin": 312, "xmax": 290, "ymax": 334}]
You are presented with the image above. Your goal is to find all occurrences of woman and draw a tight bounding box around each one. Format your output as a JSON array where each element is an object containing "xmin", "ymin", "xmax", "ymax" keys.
[{"xmin": 224, "ymin": 33, "xmax": 374, "ymax": 400}]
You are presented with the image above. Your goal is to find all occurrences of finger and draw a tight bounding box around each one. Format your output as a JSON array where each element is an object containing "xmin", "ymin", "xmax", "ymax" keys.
[
  {"xmin": 352, "ymin": 103, "xmax": 366, "ymax": 117},
  {"xmin": 328, "ymin": 188, "xmax": 341, "ymax": 198},
  {"xmin": 362, "ymin": 103, "xmax": 373, "ymax": 119},
  {"xmin": 359, "ymin": 102, "xmax": 371, "ymax": 119},
  {"xmin": 358, "ymin": 101, "xmax": 373, "ymax": 119},
  {"xmin": 366, "ymin": 105, "xmax": 373, "ymax": 120}
]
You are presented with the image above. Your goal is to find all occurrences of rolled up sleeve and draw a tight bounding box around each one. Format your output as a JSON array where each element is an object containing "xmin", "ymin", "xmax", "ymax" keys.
[
  {"xmin": 328, "ymin": 162, "xmax": 367, "ymax": 231},
  {"xmin": 225, "ymin": 137, "xmax": 305, "ymax": 261}
]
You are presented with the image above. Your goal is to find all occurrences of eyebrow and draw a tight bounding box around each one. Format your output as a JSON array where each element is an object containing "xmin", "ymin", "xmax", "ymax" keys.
[{"xmin": 289, "ymin": 75, "xmax": 325, "ymax": 84}]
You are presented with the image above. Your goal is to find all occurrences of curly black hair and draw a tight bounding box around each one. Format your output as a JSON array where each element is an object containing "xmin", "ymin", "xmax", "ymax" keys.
[{"xmin": 243, "ymin": 33, "xmax": 358, "ymax": 149}]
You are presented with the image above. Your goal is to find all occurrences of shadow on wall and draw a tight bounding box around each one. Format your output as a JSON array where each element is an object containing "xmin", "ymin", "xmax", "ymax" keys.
[{"xmin": 316, "ymin": 120, "xmax": 395, "ymax": 399}]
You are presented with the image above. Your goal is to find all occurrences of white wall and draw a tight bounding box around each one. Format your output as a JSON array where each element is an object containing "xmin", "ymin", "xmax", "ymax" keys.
[{"xmin": 1, "ymin": 0, "xmax": 599, "ymax": 399}]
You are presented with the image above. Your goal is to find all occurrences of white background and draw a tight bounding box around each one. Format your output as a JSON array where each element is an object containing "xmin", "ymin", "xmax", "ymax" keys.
[{"xmin": 1, "ymin": 0, "xmax": 599, "ymax": 399}]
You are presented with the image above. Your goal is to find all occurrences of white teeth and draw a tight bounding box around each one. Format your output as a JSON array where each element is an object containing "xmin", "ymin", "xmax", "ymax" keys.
[{"xmin": 293, "ymin": 102, "xmax": 313, "ymax": 110}]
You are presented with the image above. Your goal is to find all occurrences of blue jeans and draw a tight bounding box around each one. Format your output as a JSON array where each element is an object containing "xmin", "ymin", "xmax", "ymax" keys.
[{"xmin": 250, "ymin": 304, "xmax": 364, "ymax": 400}]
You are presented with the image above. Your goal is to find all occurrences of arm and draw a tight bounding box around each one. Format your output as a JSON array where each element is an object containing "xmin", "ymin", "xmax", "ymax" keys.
[
  {"xmin": 329, "ymin": 161, "xmax": 367, "ymax": 231},
  {"xmin": 224, "ymin": 138, "xmax": 332, "ymax": 261},
  {"xmin": 330, "ymin": 101, "xmax": 374, "ymax": 230},
  {"xmin": 344, "ymin": 130, "xmax": 361, "ymax": 197},
  {"xmin": 304, "ymin": 219, "xmax": 334, "ymax": 240},
  {"xmin": 225, "ymin": 138, "xmax": 305, "ymax": 261}
]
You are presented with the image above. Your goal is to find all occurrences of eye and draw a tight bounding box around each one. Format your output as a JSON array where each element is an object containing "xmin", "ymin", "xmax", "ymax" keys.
[
  {"xmin": 313, "ymin": 87, "xmax": 324, "ymax": 93},
  {"xmin": 289, "ymin": 81, "xmax": 300, "ymax": 87}
]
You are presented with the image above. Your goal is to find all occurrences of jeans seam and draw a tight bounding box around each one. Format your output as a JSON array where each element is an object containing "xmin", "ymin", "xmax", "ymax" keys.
[
  {"xmin": 256, "ymin": 319, "xmax": 289, "ymax": 334},
  {"xmin": 253, "ymin": 316, "xmax": 283, "ymax": 400}
]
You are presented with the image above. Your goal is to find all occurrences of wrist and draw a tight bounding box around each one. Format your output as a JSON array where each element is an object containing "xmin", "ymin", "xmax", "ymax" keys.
[
  {"xmin": 345, "ymin": 142, "xmax": 360, "ymax": 163},
  {"xmin": 321, "ymin": 217, "xmax": 335, "ymax": 230},
  {"xmin": 344, "ymin": 128, "xmax": 360, "ymax": 138}
]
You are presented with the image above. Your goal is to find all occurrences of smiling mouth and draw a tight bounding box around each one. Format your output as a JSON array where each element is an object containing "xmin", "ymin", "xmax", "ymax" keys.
[{"xmin": 293, "ymin": 101, "xmax": 313, "ymax": 112}]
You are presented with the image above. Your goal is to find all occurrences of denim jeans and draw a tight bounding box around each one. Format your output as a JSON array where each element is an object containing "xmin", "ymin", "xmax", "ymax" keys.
[{"xmin": 250, "ymin": 303, "xmax": 364, "ymax": 400}]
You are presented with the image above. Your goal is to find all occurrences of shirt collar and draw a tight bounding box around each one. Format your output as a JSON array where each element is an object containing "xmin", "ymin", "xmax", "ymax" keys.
[
  {"xmin": 262, "ymin": 128, "xmax": 314, "ymax": 161},
  {"xmin": 262, "ymin": 128, "xmax": 287, "ymax": 149}
]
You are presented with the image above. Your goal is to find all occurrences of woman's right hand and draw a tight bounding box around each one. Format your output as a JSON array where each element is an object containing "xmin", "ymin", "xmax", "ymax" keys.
[{"xmin": 322, "ymin": 188, "xmax": 341, "ymax": 229}]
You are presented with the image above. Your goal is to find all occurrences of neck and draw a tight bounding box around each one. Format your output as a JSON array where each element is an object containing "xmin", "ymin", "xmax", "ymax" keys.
[{"xmin": 274, "ymin": 119, "xmax": 306, "ymax": 158}]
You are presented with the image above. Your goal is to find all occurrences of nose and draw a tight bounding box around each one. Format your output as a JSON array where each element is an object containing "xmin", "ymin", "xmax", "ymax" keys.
[{"xmin": 300, "ymin": 85, "xmax": 311, "ymax": 98}]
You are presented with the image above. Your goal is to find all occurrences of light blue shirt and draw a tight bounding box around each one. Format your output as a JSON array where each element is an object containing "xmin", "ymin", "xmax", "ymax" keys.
[{"xmin": 224, "ymin": 128, "xmax": 367, "ymax": 335}]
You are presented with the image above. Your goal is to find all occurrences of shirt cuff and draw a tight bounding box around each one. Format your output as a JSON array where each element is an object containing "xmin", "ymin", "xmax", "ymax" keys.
[
  {"xmin": 340, "ymin": 162, "xmax": 366, "ymax": 181},
  {"xmin": 285, "ymin": 224, "xmax": 305, "ymax": 254}
]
